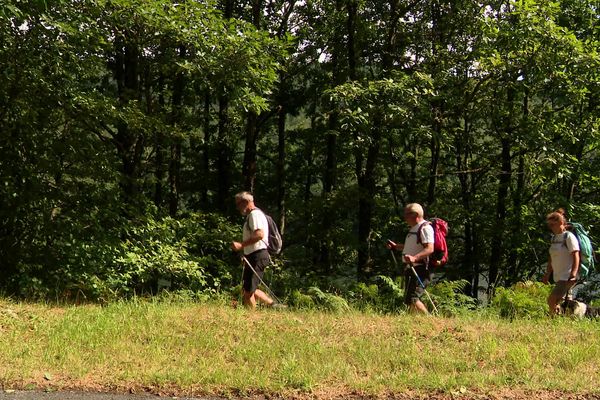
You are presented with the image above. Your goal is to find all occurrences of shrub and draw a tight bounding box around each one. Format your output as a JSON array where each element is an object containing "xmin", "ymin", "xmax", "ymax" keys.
[
  {"xmin": 287, "ymin": 287, "xmax": 349, "ymax": 312},
  {"xmin": 490, "ymin": 281, "xmax": 551, "ymax": 319},
  {"xmin": 14, "ymin": 211, "xmax": 240, "ymax": 302},
  {"xmin": 288, "ymin": 290, "xmax": 316, "ymax": 309}
]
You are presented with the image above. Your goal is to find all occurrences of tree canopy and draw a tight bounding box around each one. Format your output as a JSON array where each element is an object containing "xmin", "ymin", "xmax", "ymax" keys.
[{"xmin": 0, "ymin": 0, "xmax": 598, "ymax": 301}]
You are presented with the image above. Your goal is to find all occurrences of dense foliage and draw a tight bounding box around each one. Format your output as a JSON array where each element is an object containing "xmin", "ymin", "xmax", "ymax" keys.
[{"xmin": 0, "ymin": 0, "xmax": 598, "ymax": 305}]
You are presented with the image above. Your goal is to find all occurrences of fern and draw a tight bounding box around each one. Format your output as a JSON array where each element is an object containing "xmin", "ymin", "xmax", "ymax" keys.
[
  {"xmin": 306, "ymin": 287, "xmax": 350, "ymax": 312},
  {"xmin": 428, "ymin": 280, "xmax": 477, "ymax": 316}
]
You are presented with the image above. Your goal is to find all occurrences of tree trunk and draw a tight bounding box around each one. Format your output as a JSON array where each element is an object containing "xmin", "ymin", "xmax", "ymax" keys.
[
  {"xmin": 113, "ymin": 35, "xmax": 144, "ymax": 205},
  {"xmin": 506, "ymin": 90, "xmax": 529, "ymax": 285},
  {"xmin": 241, "ymin": 0, "xmax": 263, "ymax": 194},
  {"xmin": 488, "ymin": 138, "xmax": 511, "ymax": 294},
  {"xmin": 216, "ymin": 93, "xmax": 231, "ymax": 212},
  {"xmin": 154, "ymin": 73, "xmax": 166, "ymax": 208},
  {"xmin": 168, "ymin": 46, "xmax": 186, "ymax": 216},
  {"xmin": 406, "ymin": 143, "xmax": 418, "ymax": 202},
  {"xmin": 346, "ymin": 0, "xmax": 358, "ymax": 81},
  {"xmin": 386, "ymin": 137, "xmax": 402, "ymax": 216},
  {"xmin": 427, "ymin": 136, "xmax": 440, "ymax": 206},
  {"xmin": 242, "ymin": 112, "xmax": 259, "ymax": 193},
  {"xmin": 356, "ymin": 123, "xmax": 382, "ymax": 279},
  {"xmin": 276, "ymin": 106, "xmax": 286, "ymax": 234},
  {"xmin": 201, "ymin": 90, "xmax": 211, "ymax": 206}
]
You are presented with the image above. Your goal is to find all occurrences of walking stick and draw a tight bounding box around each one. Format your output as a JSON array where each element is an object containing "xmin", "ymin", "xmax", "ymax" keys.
[
  {"xmin": 390, "ymin": 249, "xmax": 439, "ymax": 314},
  {"xmin": 241, "ymin": 255, "xmax": 282, "ymax": 305}
]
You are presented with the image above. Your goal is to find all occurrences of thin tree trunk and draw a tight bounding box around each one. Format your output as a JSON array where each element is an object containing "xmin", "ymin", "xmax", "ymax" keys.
[
  {"xmin": 276, "ymin": 106, "xmax": 286, "ymax": 234},
  {"xmin": 242, "ymin": 113, "xmax": 258, "ymax": 193},
  {"xmin": 457, "ymin": 113, "xmax": 479, "ymax": 298},
  {"xmin": 356, "ymin": 123, "xmax": 382, "ymax": 279},
  {"xmin": 241, "ymin": 0, "xmax": 263, "ymax": 193},
  {"xmin": 427, "ymin": 136, "xmax": 440, "ymax": 206},
  {"xmin": 216, "ymin": 93, "xmax": 231, "ymax": 212},
  {"xmin": 168, "ymin": 45, "xmax": 186, "ymax": 216},
  {"xmin": 319, "ymin": 0, "xmax": 344, "ymax": 269},
  {"xmin": 506, "ymin": 90, "xmax": 529, "ymax": 285},
  {"xmin": 407, "ymin": 143, "xmax": 418, "ymax": 202},
  {"xmin": 114, "ymin": 35, "xmax": 143, "ymax": 204},
  {"xmin": 488, "ymin": 138, "xmax": 511, "ymax": 294},
  {"xmin": 154, "ymin": 73, "xmax": 166, "ymax": 207},
  {"xmin": 201, "ymin": 90, "xmax": 210, "ymax": 206},
  {"xmin": 386, "ymin": 137, "xmax": 402, "ymax": 216},
  {"xmin": 215, "ymin": 0, "xmax": 234, "ymax": 212}
]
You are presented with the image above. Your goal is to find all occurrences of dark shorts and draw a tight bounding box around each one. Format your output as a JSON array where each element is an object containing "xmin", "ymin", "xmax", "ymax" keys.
[
  {"xmin": 404, "ymin": 264, "xmax": 432, "ymax": 305},
  {"xmin": 550, "ymin": 280, "xmax": 576, "ymax": 301},
  {"xmin": 242, "ymin": 249, "xmax": 270, "ymax": 293}
]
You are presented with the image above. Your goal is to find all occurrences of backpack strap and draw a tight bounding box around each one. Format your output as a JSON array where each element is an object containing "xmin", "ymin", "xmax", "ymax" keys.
[
  {"xmin": 415, "ymin": 221, "xmax": 430, "ymax": 246},
  {"xmin": 411, "ymin": 221, "xmax": 430, "ymax": 266},
  {"xmin": 247, "ymin": 208, "xmax": 271, "ymax": 256}
]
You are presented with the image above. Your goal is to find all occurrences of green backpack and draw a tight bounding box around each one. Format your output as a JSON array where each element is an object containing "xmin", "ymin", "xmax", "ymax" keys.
[{"xmin": 564, "ymin": 222, "xmax": 595, "ymax": 278}]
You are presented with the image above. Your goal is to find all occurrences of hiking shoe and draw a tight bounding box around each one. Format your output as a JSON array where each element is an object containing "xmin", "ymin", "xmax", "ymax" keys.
[{"xmin": 271, "ymin": 303, "xmax": 288, "ymax": 310}]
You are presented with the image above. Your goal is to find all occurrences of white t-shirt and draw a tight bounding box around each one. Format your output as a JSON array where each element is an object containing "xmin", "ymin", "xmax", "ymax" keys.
[
  {"xmin": 243, "ymin": 209, "xmax": 269, "ymax": 255},
  {"xmin": 402, "ymin": 221, "xmax": 434, "ymax": 262},
  {"xmin": 549, "ymin": 231, "xmax": 580, "ymax": 282}
]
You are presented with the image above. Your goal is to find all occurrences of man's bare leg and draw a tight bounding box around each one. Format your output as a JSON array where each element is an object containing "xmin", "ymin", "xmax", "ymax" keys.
[
  {"xmin": 243, "ymin": 290, "xmax": 256, "ymax": 308},
  {"xmin": 254, "ymin": 289, "xmax": 274, "ymax": 306},
  {"xmin": 243, "ymin": 289, "xmax": 274, "ymax": 308},
  {"xmin": 410, "ymin": 299, "xmax": 429, "ymax": 314}
]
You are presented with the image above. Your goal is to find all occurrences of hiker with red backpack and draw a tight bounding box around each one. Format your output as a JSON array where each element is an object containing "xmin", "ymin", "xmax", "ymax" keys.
[{"xmin": 387, "ymin": 203, "xmax": 436, "ymax": 314}]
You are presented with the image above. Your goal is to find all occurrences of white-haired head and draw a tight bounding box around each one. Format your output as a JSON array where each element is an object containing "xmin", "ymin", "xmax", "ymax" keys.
[
  {"xmin": 235, "ymin": 191, "xmax": 254, "ymax": 204},
  {"xmin": 404, "ymin": 203, "xmax": 424, "ymax": 219}
]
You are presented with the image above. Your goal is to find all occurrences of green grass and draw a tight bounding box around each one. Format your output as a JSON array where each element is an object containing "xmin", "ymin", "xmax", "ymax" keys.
[{"xmin": 0, "ymin": 298, "xmax": 599, "ymax": 397}]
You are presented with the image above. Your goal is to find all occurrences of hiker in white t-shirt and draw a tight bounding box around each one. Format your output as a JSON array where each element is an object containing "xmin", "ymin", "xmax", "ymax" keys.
[
  {"xmin": 231, "ymin": 191, "xmax": 274, "ymax": 309},
  {"xmin": 387, "ymin": 203, "xmax": 434, "ymax": 314},
  {"xmin": 543, "ymin": 209, "xmax": 580, "ymax": 316}
]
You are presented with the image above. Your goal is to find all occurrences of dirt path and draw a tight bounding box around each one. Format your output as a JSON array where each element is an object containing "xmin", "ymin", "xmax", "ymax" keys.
[
  {"xmin": 2, "ymin": 389, "xmax": 600, "ymax": 400},
  {"xmin": 0, "ymin": 391, "xmax": 214, "ymax": 400}
]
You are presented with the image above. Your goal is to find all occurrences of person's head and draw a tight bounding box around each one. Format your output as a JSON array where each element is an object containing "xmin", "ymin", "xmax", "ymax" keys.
[
  {"xmin": 404, "ymin": 203, "xmax": 424, "ymax": 227},
  {"xmin": 235, "ymin": 191, "xmax": 255, "ymax": 216},
  {"xmin": 546, "ymin": 208, "xmax": 567, "ymax": 234}
]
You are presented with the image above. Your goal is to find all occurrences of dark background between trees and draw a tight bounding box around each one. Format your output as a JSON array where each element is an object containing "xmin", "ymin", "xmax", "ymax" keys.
[{"xmin": 0, "ymin": 0, "xmax": 598, "ymax": 301}]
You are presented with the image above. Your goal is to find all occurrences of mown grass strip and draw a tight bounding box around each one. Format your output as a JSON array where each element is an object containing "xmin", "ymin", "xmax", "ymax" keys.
[{"xmin": 0, "ymin": 299, "xmax": 599, "ymax": 396}]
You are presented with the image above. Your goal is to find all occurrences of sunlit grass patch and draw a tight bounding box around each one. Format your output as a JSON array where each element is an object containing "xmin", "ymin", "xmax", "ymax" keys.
[{"xmin": 0, "ymin": 299, "xmax": 599, "ymax": 397}]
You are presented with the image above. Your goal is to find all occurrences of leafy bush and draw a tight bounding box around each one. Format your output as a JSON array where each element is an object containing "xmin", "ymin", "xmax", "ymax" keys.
[
  {"xmin": 13, "ymin": 211, "xmax": 240, "ymax": 302},
  {"xmin": 287, "ymin": 287, "xmax": 349, "ymax": 312},
  {"xmin": 288, "ymin": 290, "xmax": 316, "ymax": 309},
  {"xmin": 349, "ymin": 275, "xmax": 405, "ymax": 313},
  {"xmin": 490, "ymin": 281, "xmax": 551, "ymax": 319}
]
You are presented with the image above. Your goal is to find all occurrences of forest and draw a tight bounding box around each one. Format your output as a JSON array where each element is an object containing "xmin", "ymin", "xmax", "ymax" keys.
[{"xmin": 0, "ymin": 0, "xmax": 598, "ymax": 303}]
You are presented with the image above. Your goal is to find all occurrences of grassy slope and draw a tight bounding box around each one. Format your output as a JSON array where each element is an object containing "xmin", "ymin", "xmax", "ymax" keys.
[{"xmin": 0, "ymin": 299, "xmax": 599, "ymax": 397}]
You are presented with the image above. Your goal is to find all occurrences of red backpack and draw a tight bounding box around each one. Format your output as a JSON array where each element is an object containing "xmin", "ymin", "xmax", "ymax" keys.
[{"xmin": 417, "ymin": 218, "xmax": 449, "ymax": 268}]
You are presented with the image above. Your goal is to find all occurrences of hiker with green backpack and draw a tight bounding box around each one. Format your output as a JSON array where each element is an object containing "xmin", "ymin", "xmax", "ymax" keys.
[{"xmin": 543, "ymin": 209, "xmax": 581, "ymax": 316}]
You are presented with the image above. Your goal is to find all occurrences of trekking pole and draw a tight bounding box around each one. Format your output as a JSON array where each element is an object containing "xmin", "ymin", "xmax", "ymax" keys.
[
  {"xmin": 389, "ymin": 249, "xmax": 438, "ymax": 314},
  {"xmin": 408, "ymin": 262, "xmax": 439, "ymax": 314},
  {"xmin": 241, "ymin": 255, "xmax": 282, "ymax": 305}
]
